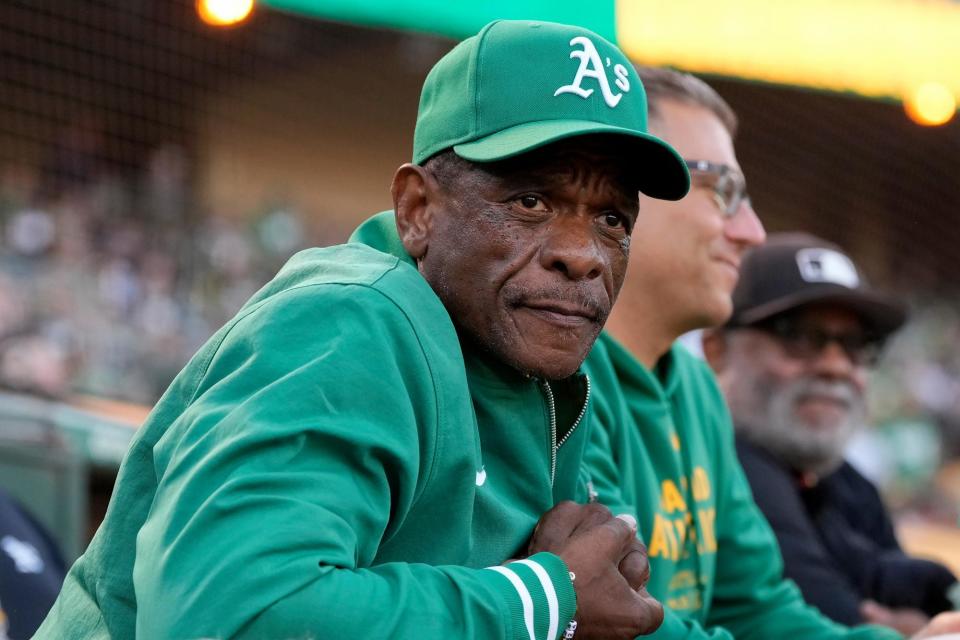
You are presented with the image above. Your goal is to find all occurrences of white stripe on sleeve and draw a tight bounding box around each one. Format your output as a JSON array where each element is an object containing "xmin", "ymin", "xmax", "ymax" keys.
[
  {"xmin": 487, "ymin": 565, "xmax": 536, "ymax": 640},
  {"xmin": 513, "ymin": 559, "xmax": 559, "ymax": 640}
]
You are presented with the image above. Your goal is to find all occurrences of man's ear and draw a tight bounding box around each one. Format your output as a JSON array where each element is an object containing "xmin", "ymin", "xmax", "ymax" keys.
[
  {"xmin": 701, "ymin": 328, "xmax": 727, "ymax": 373},
  {"xmin": 392, "ymin": 163, "xmax": 434, "ymax": 261}
]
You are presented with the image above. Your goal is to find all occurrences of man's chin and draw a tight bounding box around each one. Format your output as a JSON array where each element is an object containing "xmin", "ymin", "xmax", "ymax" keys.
[
  {"xmin": 503, "ymin": 311, "xmax": 600, "ymax": 378},
  {"xmin": 701, "ymin": 292, "xmax": 734, "ymax": 329},
  {"xmin": 513, "ymin": 352, "xmax": 587, "ymax": 380},
  {"xmin": 783, "ymin": 419, "xmax": 859, "ymax": 474},
  {"xmin": 507, "ymin": 341, "xmax": 594, "ymax": 380},
  {"xmin": 794, "ymin": 405, "xmax": 852, "ymax": 435}
]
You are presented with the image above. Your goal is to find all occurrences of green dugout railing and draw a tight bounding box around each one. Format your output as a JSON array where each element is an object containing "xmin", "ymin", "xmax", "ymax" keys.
[{"xmin": 0, "ymin": 391, "xmax": 139, "ymax": 562}]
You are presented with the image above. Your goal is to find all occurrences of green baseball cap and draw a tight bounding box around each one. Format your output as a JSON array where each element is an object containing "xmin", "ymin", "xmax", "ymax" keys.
[{"xmin": 413, "ymin": 20, "xmax": 690, "ymax": 201}]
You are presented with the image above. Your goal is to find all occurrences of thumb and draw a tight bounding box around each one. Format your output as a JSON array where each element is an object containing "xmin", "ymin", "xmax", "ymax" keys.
[{"xmin": 615, "ymin": 513, "xmax": 638, "ymax": 532}]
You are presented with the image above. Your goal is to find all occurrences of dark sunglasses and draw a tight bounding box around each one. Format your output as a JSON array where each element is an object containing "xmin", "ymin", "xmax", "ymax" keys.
[
  {"xmin": 684, "ymin": 159, "xmax": 749, "ymax": 217},
  {"xmin": 754, "ymin": 316, "xmax": 885, "ymax": 367}
]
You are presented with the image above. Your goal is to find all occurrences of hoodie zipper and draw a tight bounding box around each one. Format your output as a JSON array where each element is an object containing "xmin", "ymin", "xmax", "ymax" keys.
[{"xmin": 541, "ymin": 375, "xmax": 591, "ymax": 486}]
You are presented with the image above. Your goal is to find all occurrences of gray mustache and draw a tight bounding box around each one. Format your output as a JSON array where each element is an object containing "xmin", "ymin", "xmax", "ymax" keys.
[
  {"xmin": 504, "ymin": 283, "xmax": 607, "ymax": 320},
  {"xmin": 791, "ymin": 379, "xmax": 860, "ymax": 405}
]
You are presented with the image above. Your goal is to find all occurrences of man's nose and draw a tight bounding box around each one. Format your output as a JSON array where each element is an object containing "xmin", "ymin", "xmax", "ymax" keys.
[
  {"xmin": 810, "ymin": 339, "xmax": 857, "ymax": 380},
  {"xmin": 725, "ymin": 199, "xmax": 766, "ymax": 248},
  {"xmin": 538, "ymin": 217, "xmax": 604, "ymax": 281}
]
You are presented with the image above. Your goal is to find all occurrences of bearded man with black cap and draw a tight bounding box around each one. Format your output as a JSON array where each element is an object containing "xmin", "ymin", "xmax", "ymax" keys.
[{"xmin": 703, "ymin": 232, "xmax": 959, "ymax": 636}]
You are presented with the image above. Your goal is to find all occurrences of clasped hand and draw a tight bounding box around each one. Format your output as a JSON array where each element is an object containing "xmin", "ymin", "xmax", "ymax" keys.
[{"xmin": 525, "ymin": 501, "xmax": 663, "ymax": 639}]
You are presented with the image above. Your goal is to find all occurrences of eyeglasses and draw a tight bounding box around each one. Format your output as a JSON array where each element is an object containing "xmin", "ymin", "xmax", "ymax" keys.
[
  {"xmin": 684, "ymin": 159, "xmax": 749, "ymax": 217},
  {"xmin": 755, "ymin": 316, "xmax": 885, "ymax": 367}
]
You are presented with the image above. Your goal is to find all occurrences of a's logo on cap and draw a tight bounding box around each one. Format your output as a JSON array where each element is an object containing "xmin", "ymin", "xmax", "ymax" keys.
[
  {"xmin": 796, "ymin": 248, "xmax": 860, "ymax": 288},
  {"xmin": 554, "ymin": 36, "xmax": 630, "ymax": 108}
]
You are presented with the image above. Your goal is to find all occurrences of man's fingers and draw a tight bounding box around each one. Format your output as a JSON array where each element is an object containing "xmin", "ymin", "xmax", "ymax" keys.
[
  {"xmin": 584, "ymin": 512, "xmax": 640, "ymax": 561},
  {"xmin": 528, "ymin": 501, "xmax": 583, "ymax": 554},
  {"xmin": 569, "ymin": 503, "xmax": 616, "ymax": 537},
  {"xmin": 626, "ymin": 588, "xmax": 665, "ymax": 636},
  {"xmin": 619, "ymin": 546, "xmax": 651, "ymax": 591},
  {"xmin": 637, "ymin": 589, "xmax": 665, "ymax": 636}
]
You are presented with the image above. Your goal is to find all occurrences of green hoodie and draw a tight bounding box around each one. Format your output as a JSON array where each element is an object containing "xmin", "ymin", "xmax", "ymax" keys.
[
  {"xmin": 583, "ymin": 333, "xmax": 903, "ymax": 640},
  {"xmin": 36, "ymin": 213, "xmax": 591, "ymax": 639}
]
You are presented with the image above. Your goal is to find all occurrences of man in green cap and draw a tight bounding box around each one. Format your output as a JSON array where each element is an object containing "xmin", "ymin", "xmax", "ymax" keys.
[{"xmin": 36, "ymin": 20, "xmax": 689, "ymax": 640}]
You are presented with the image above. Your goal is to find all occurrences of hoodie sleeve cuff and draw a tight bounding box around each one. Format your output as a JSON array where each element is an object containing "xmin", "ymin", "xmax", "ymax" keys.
[{"xmin": 480, "ymin": 552, "xmax": 577, "ymax": 640}]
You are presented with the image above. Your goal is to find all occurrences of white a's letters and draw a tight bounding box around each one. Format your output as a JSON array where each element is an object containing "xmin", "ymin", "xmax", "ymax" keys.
[{"xmin": 554, "ymin": 36, "xmax": 631, "ymax": 108}]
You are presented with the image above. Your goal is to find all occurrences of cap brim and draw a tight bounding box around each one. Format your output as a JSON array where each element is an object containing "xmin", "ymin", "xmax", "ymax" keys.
[
  {"xmin": 452, "ymin": 120, "xmax": 690, "ymax": 201},
  {"xmin": 735, "ymin": 287, "xmax": 908, "ymax": 338}
]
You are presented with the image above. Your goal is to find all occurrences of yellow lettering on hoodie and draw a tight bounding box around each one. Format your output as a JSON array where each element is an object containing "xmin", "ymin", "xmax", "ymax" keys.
[
  {"xmin": 660, "ymin": 480, "xmax": 688, "ymax": 513},
  {"xmin": 648, "ymin": 513, "xmax": 677, "ymax": 560},
  {"xmin": 692, "ymin": 466, "xmax": 711, "ymax": 502},
  {"xmin": 697, "ymin": 507, "xmax": 718, "ymax": 553}
]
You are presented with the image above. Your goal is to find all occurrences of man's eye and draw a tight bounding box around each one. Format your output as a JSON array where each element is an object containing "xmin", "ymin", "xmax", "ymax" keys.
[
  {"xmin": 602, "ymin": 212, "xmax": 627, "ymax": 229},
  {"xmin": 517, "ymin": 195, "xmax": 546, "ymax": 210}
]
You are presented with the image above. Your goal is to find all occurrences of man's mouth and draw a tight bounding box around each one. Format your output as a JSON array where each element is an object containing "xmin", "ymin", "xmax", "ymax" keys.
[
  {"xmin": 798, "ymin": 393, "xmax": 849, "ymax": 408},
  {"xmin": 715, "ymin": 255, "xmax": 741, "ymax": 279},
  {"xmin": 517, "ymin": 299, "xmax": 600, "ymax": 327},
  {"xmin": 794, "ymin": 392, "xmax": 853, "ymax": 427}
]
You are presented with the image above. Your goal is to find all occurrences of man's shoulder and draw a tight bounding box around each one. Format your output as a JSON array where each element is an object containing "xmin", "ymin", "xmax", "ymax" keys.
[
  {"xmin": 583, "ymin": 331, "xmax": 618, "ymax": 377},
  {"xmin": 669, "ymin": 342, "xmax": 719, "ymax": 387},
  {"xmin": 185, "ymin": 244, "xmax": 460, "ymax": 400},
  {"xmin": 583, "ymin": 331, "xmax": 644, "ymax": 385},
  {"xmin": 245, "ymin": 244, "xmax": 446, "ymax": 325},
  {"xmin": 268, "ymin": 243, "xmax": 419, "ymax": 292},
  {"xmin": 735, "ymin": 437, "xmax": 786, "ymax": 475},
  {"xmin": 667, "ymin": 343, "xmax": 731, "ymax": 417},
  {"xmin": 822, "ymin": 461, "xmax": 886, "ymax": 508},
  {"xmin": 735, "ymin": 437, "xmax": 799, "ymax": 504}
]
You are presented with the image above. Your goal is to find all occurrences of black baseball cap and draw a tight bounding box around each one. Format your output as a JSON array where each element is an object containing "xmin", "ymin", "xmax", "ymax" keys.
[{"xmin": 728, "ymin": 232, "xmax": 907, "ymax": 338}]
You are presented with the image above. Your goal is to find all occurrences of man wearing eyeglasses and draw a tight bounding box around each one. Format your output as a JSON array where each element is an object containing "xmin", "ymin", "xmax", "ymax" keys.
[
  {"xmin": 583, "ymin": 67, "xmax": 960, "ymax": 639},
  {"xmin": 702, "ymin": 233, "xmax": 959, "ymax": 636}
]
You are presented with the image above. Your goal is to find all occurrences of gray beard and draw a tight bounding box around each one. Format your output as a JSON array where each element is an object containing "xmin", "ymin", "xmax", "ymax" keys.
[{"xmin": 736, "ymin": 377, "xmax": 866, "ymax": 476}]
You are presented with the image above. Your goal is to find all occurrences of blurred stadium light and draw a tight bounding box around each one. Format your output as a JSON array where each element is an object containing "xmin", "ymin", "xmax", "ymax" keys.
[
  {"xmin": 905, "ymin": 82, "xmax": 957, "ymax": 127},
  {"xmin": 197, "ymin": 0, "xmax": 255, "ymax": 27}
]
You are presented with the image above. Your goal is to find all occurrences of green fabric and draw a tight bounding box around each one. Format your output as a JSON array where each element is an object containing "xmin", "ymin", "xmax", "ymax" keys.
[
  {"xmin": 583, "ymin": 333, "xmax": 903, "ymax": 640},
  {"xmin": 37, "ymin": 233, "xmax": 588, "ymax": 639},
  {"xmin": 412, "ymin": 20, "xmax": 688, "ymax": 200}
]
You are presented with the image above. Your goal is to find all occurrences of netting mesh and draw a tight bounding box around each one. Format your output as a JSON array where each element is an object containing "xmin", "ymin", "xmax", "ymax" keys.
[{"xmin": 0, "ymin": 1, "xmax": 958, "ymax": 510}]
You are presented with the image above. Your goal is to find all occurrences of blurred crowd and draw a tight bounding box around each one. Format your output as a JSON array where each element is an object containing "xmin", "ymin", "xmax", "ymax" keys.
[
  {"xmin": 853, "ymin": 300, "xmax": 960, "ymax": 517},
  {"xmin": 0, "ymin": 137, "xmax": 330, "ymax": 404}
]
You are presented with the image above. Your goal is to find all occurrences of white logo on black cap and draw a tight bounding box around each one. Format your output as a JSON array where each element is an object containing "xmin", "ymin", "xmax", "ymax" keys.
[
  {"xmin": 554, "ymin": 37, "xmax": 630, "ymax": 108},
  {"xmin": 796, "ymin": 248, "xmax": 860, "ymax": 288}
]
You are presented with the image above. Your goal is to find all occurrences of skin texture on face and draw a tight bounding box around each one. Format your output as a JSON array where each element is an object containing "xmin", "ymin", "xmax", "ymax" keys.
[
  {"xmin": 711, "ymin": 305, "xmax": 869, "ymax": 475},
  {"xmin": 604, "ymin": 99, "xmax": 766, "ymax": 367},
  {"xmin": 393, "ymin": 136, "xmax": 640, "ymax": 380}
]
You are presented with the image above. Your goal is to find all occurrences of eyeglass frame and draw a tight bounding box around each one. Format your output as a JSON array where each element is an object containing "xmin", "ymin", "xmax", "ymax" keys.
[
  {"xmin": 750, "ymin": 314, "xmax": 887, "ymax": 368},
  {"xmin": 684, "ymin": 159, "xmax": 749, "ymax": 217}
]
